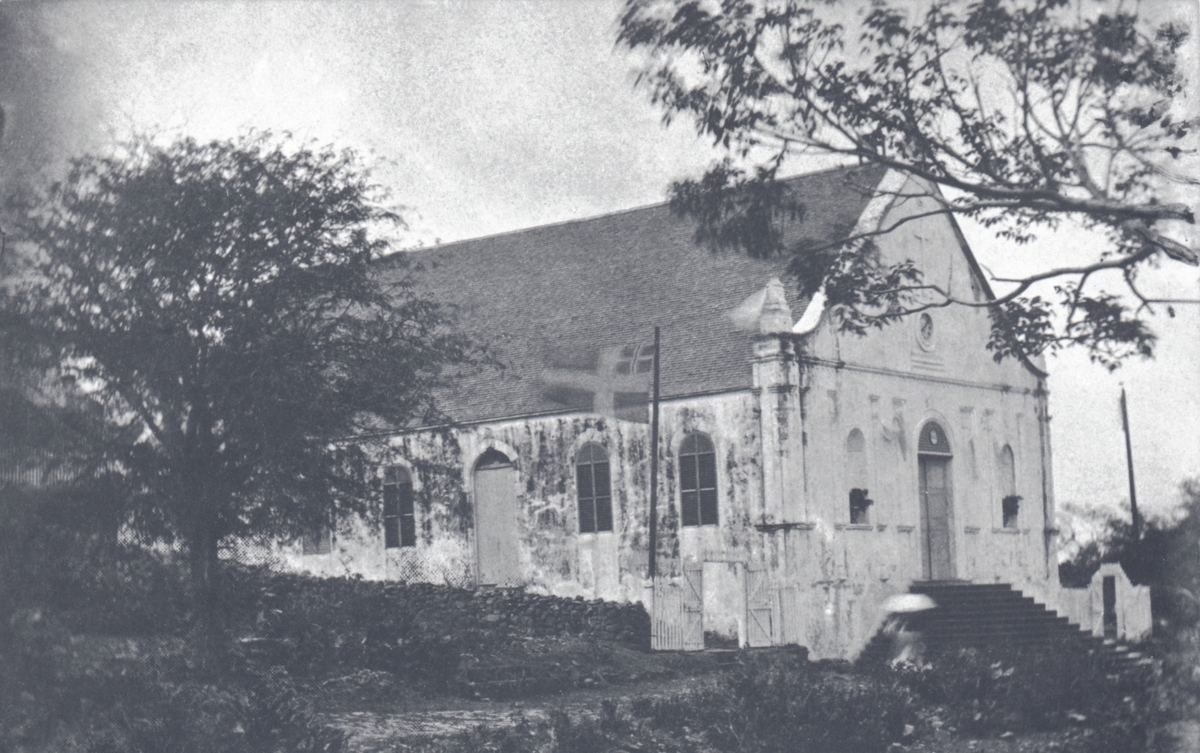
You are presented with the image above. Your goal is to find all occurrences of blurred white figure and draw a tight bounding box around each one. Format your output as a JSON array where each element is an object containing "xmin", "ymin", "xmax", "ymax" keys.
[{"xmin": 881, "ymin": 594, "xmax": 937, "ymax": 665}]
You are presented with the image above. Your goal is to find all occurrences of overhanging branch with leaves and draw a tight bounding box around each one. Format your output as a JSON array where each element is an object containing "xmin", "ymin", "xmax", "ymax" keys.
[{"xmin": 620, "ymin": 0, "xmax": 1199, "ymax": 365}]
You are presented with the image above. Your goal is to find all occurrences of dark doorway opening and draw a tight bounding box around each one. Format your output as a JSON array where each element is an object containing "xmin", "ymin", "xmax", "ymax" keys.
[{"xmin": 1102, "ymin": 575, "xmax": 1117, "ymax": 639}]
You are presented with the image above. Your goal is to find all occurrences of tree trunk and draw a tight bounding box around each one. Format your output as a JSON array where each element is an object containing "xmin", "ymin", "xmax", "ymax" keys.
[{"xmin": 188, "ymin": 503, "xmax": 224, "ymax": 671}]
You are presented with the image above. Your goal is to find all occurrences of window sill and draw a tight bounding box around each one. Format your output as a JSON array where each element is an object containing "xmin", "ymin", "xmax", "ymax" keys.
[
  {"xmin": 835, "ymin": 523, "xmax": 874, "ymax": 531},
  {"xmin": 896, "ymin": 525, "xmax": 916, "ymax": 533},
  {"xmin": 964, "ymin": 526, "xmax": 981, "ymax": 534},
  {"xmin": 755, "ymin": 521, "xmax": 816, "ymax": 532},
  {"xmin": 992, "ymin": 527, "xmax": 1021, "ymax": 535}
]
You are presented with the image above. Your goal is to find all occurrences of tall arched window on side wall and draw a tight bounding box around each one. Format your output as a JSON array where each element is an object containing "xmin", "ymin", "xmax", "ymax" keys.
[
  {"xmin": 846, "ymin": 429, "xmax": 872, "ymax": 524},
  {"xmin": 999, "ymin": 445, "xmax": 1019, "ymax": 528},
  {"xmin": 576, "ymin": 443, "xmax": 613, "ymax": 533},
  {"xmin": 679, "ymin": 433, "xmax": 718, "ymax": 526},
  {"xmin": 383, "ymin": 465, "xmax": 416, "ymax": 548}
]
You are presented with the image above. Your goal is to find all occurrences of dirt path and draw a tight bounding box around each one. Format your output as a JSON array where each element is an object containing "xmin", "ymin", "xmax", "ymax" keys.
[
  {"xmin": 328, "ymin": 708, "xmax": 547, "ymax": 750},
  {"xmin": 323, "ymin": 675, "xmax": 708, "ymax": 751},
  {"xmin": 326, "ymin": 685, "xmax": 1200, "ymax": 753}
]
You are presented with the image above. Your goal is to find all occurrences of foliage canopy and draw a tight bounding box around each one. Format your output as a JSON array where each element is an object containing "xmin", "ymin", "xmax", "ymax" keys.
[
  {"xmin": 619, "ymin": 0, "xmax": 1198, "ymax": 366},
  {"xmin": 5, "ymin": 133, "xmax": 468, "ymax": 591}
]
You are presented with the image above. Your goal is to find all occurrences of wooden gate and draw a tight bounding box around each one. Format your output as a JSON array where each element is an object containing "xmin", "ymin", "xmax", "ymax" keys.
[
  {"xmin": 745, "ymin": 567, "xmax": 775, "ymax": 647},
  {"xmin": 682, "ymin": 564, "xmax": 703, "ymax": 650},
  {"xmin": 777, "ymin": 585, "xmax": 805, "ymax": 646},
  {"xmin": 650, "ymin": 565, "xmax": 704, "ymax": 651}
]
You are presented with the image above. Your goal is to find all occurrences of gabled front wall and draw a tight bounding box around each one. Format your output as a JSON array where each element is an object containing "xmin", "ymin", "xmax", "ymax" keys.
[
  {"xmin": 772, "ymin": 176, "xmax": 1058, "ymax": 656},
  {"xmin": 779, "ymin": 358, "xmax": 1054, "ymax": 657}
]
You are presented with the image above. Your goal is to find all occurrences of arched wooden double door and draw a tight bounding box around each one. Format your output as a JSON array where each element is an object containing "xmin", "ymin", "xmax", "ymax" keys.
[
  {"xmin": 917, "ymin": 421, "xmax": 955, "ymax": 580},
  {"xmin": 473, "ymin": 450, "xmax": 521, "ymax": 586}
]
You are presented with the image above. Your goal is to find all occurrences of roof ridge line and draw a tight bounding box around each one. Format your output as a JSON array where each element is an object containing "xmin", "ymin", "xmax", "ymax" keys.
[{"xmin": 375, "ymin": 161, "xmax": 881, "ymax": 264}]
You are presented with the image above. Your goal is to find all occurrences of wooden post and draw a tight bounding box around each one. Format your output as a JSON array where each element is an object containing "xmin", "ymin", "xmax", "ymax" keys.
[{"xmin": 648, "ymin": 326, "xmax": 660, "ymax": 578}]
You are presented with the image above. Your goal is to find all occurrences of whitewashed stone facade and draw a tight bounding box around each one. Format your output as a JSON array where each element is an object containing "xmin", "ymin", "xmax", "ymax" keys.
[{"xmin": 281, "ymin": 166, "xmax": 1070, "ymax": 659}]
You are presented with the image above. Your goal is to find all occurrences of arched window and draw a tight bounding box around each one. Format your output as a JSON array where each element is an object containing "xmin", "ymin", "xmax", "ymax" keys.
[
  {"xmin": 999, "ymin": 445, "xmax": 1019, "ymax": 528},
  {"xmin": 846, "ymin": 429, "xmax": 871, "ymax": 524},
  {"xmin": 383, "ymin": 465, "xmax": 416, "ymax": 548},
  {"xmin": 576, "ymin": 443, "xmax": 612, "ymax": 533},
  {"xmin": 679, "ymin": 433, "xmax": 718, "ymax": 526}
]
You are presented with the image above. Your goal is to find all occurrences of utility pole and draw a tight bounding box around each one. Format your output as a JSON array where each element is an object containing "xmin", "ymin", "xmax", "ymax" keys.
[
  {"xmin": 1120, "ymin": 386, "xmax": 1141, "ymax": 541},
  {"xmin": 647, "ymin": 326, "xmax": 660, "ymax": 579}
]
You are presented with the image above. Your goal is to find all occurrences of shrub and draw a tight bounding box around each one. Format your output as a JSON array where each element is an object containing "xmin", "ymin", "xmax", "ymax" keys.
[
  {"xmin": 630, "ymin": 653, "xmax": 918, "ymax": 753},
  {"xmin": 1, "ymin": 609, "xmax": 344, "ymax": 753},
  {"xmin": 82, "ymin": 677, "xmax": 345, "ymax": 753},
  {"xmin": 885, "ymin": 641, "xmax": 1160, "ymax": 749}
]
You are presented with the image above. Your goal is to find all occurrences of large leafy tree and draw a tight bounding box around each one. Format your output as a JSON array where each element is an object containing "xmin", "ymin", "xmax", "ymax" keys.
[
  {"xmin": 5, "ymin": 133, "xmax": 467, "ymax": 605},
  {"xmin": 619, "ymin": 0, "xmax": 1197, "ymax": 365}
]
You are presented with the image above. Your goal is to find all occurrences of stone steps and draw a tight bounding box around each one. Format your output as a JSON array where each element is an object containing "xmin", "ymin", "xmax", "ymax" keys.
[{"xmin": 857, "ymin": 581, "xmax": 1153, "ymax": 669}]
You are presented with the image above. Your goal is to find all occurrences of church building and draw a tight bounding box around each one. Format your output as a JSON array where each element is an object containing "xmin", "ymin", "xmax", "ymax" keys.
[{"xmin": 286, "ymin": 164, "xmax": 1062, "ymax": 660}]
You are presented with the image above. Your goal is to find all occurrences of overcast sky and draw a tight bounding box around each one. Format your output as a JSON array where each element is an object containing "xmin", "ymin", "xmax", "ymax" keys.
[{"xmin": 2, "ymin": 0, "xmax": 1197, "ymax": 528}]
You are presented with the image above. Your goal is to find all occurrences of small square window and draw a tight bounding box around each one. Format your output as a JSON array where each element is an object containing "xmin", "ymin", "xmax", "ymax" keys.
[
  {"xmin": 301, "ymin": 525, "xmax": 331, "ymax": 555},
  {"xmin": 849, "ymin": 488, "xmax": 872, "ymax": 525},
  {"xmin": 1002, "ymin": 495, "xmax": 1020, "ymax": 529}
]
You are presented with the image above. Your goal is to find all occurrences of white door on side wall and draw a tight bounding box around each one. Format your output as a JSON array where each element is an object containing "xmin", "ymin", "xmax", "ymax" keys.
[{"xmin": 474, "ymin": 450, "xmax": 521, "ymax": 586}]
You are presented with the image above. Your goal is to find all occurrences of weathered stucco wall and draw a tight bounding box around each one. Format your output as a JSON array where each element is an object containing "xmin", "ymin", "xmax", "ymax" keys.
[
  {"xmin": 276, "ymin": 174, "xmax": 1063, "ymax": 659},
  {"xmin": 781, "ymin": 360, "xmax": 1053, "ymax": 657},
  {"xmin": 280, "ymin": 394, "xmax": 766, "ymax": 632}
]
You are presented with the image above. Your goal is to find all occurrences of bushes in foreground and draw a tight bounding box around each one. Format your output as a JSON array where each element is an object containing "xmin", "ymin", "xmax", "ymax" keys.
[
  {"xmin": 416, "ymin": 654, "xmax": 920, "ymax": 753},
  {"xmin": 1, "ymin": 610, "xmax": 345, "ymax": 753},
  {"xmin": 631, "ymin": 654, "xmax": 917, "ymax": 753},
  {"xmin": 885, "ymin": 641, "xmax": 1159, "ymax": 750},
  {"xmin": 413, "ymin": 643, "xmax": 1177, "ymax": 753},
  {"xmin": 8, "ymin": 543, "xmax": 653, "ymax": 691},
  {"xmin": 79, "ymin": 676, "xmax": 345, "ymax": 753}
]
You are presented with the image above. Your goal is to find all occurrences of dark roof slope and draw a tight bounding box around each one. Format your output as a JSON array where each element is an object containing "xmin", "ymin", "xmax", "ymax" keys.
[{"xmin": 378, "ymin": 164, "xmax": 887, "ymax": 424}]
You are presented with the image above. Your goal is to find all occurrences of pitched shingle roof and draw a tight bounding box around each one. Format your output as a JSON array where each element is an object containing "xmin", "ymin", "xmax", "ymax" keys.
[{"xmin": 378, "ymin": 164, "xmax": 887, "ymax": 424}]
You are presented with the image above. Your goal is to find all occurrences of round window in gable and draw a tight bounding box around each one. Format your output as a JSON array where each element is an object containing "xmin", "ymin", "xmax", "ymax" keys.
[{"xmin": 917, "ymin": 312, "xmax": 936, "ymax": 351}]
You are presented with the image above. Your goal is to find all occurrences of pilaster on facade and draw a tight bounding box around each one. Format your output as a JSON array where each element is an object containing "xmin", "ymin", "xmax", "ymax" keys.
[{"xmin": 751, "ymin": 332, "xmax": 806, "ymax": 526}]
